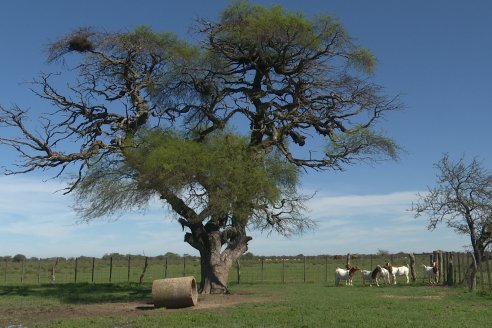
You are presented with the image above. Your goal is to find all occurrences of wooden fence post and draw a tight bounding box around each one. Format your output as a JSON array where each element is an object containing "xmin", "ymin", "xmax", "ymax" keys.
[
  {"xmin": 139, "ymin": 257, "xmax": 149, "ymax": 284},
  {"xmin": 4, "ymin": 260, "xmax": 7, "ymax": 283},
  {"xmin": 438, "ymin": 251, "xmax": 443, "ymax": 284},
  {"xmin": 408, "ymin": 253, "xmax": 416, "ymax": 283},
  {"xmin": 439, "ymin": 252, "xmax": 448, "ymax": 285},
  {"xmin": 91, "ymin": 257, "xmax": 95, "ymax": 283},
  {"xmin": 486, "ymin": 256, "xmax": 491, "ymax": 291},
  {"xmin": 447, "ymin": 253, "xmax": 454, "ymax": 286},
  {"xmin": 261, "ymin": 258, "xmax": 264, "ymax": 283},
  {"xmin": 183, "ymin": 257, "xmax": 186, "ymax": 277},
  {"xmin": 127, "ymin": 256, "xmax": 131, "ymax": 282},
  {"xmin": 21, "ymin": 261, "xmax": 25, "ymax": 284},
  {"xmin": 457, "ymin": 253, "xmax": 462, "ymax": 283},
  {"xmin": 109, "ymin": 256, "xmax": 113, "ymax": 283},
  {"xmin": 37, "ymin": 259, "xmax": 41, "ymax": 284},
  {"xmin": 282, "ymin": 259, "xmax": 285, "ymax": 284},
  {"xmin": 164, "ymin": 257, "xmax": 168, "ymax": 278},
  {"xmin": 236, "ymin": 259, "xmax": 241, "ymax": 284},
  {"xmin": 50, "ymin": 258, "xmax": 59, "ymax": 284},
  {"xmin": 453, "ymin": 252, "xmax": 457, "ymax": 284},
  {"xmin": 74, "ymin": 257, "xmax": 78, "ymax": 283},
  {"xmin": 303, "ymin": 256, "xmax": 307, "ymax": 283},
  {"xmin": 325, "ymin": 256, "xmax": 328, "ymax": 283}
]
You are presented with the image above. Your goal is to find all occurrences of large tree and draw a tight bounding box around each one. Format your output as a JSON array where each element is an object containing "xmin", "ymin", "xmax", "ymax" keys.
[
  {"xmin": 413, "ymin": 154, "xmax": 492, "ymax": 291},
  {"xmin": 0, "ymin": 2, "xmax": 399, "ymax": 293},
  {"xmin": 75, "ymin": 130, "xmax": 308, "ymax": 293}
]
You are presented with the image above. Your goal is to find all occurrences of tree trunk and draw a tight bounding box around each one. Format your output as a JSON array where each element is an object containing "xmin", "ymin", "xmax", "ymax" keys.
[
  {"xmin": 184, "ymin": 223, "xmax": 251, "ymax": 294},
  {"xmin": 199, "ymin": 253, "xmax": 232, "ymax": 294},
  {"xmin": 464, "ymin": 253, "xmax": 478, "ymax": 291},
  {"xmin": 198, "ymin": 238, "xmax": 250, "ymax": 293},
  {"xmin": 464, "ymin": 262, "xmax": 477, "ymax": 291}
]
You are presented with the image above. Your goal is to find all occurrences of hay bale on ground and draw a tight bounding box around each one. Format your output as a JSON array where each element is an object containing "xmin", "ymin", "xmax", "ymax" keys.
[{"xmin": 152, "ymin": 276, "xmax": 198, "ymax": 308}]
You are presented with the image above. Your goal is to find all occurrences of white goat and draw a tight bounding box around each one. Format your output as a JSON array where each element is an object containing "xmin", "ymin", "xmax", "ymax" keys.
[
  {"xmin": 384, "ymin": 262, "xmax": 410, "ymax": 284},
  {"xmin": 422, "ymin": 262, "xmax": 439, "ymax": 284},
  {"xmin": 335, "ymin": 266, "xmax": 360, "ymax": 286},
  {"xmin": 361, "ymin": 266, "xmax": 382, "ymax": 287}
]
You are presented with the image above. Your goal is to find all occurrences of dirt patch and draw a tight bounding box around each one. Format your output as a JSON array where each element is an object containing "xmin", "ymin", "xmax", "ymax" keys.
[
  {"xmin": 381, "ymin": 294, "xmax": 444, "ymax": 300},
  {"xmin": 0, "ymin": 292, "xmax": 278, "ymax": 326}
]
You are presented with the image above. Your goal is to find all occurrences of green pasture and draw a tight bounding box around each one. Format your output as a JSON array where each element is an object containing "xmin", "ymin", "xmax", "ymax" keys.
[
  {"xmin": 0, "ymin": 282, "xmax": 491, "ymax": 327},
  {"xmin": 2, "ymin": 253, "xmax": 483, "ymax": 286}
]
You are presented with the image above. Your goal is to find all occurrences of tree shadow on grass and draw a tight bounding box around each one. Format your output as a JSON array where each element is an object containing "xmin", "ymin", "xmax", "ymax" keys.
[{"xmin": 0, "ymin": 282, "xmax": 152, "ymax": 304}]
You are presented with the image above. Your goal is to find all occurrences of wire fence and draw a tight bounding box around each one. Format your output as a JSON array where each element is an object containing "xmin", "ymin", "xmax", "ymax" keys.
[{"xmin": 1, "ymin": 252, "xmax": 491, "ymax": 289}]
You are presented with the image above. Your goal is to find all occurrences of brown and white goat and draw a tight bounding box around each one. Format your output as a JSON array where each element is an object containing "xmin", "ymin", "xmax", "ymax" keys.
[
  {"xmin": 377, "ymin": 266, "xmax": 391, "ymax": 285},
  {"xmin": 384, "ymin": 262, "xmax": 410, "ymax": 284},
  {"xmin": 361, "ymin": 265, "xmax": 383, "ymax": 287},
  {"xmin": 335, "ymin": 265, "xmax": 360, "ymax": 286},
  {"xmin": 422, "ymin": 262, "xmax": 439, "ymax": 284}
]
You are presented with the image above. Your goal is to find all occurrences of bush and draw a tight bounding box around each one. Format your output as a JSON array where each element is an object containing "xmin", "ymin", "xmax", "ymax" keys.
[
  {"xmin": 12, "ymin": 254, "xmax": 27, "ymax": 262},
  {"xmin": 241, "ymin": 252, "xmax": 255, "ymax": 260},
  {"xmin": 377, "ymin": 249, "xmax": 390, "ymax": 256}
]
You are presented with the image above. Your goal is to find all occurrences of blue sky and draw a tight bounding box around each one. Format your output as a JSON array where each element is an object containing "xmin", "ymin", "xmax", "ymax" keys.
[{"xmin": 0, "ymin": 0, "xmax": 490, "ymax": 258}]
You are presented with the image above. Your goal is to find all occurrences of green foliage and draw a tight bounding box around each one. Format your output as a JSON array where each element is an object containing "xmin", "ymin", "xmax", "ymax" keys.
[
  {"xmin": 241, "ymin": 252, "xmax": 255, "ymax": 260},
  {"xmin": 216, "ymin": 1, "xmax": 375, "ymax": 73},
  {"xmin": 349, "ymin": 47, "xmax": 376, "ymax": 73},
  {"xmin": 325, "ymin": 126, "xmax": 399, "ymax": 165},
  {"xmin": 119, "ymin": 25, "xmax": 198, "ymax": 60},
  {"xmin": 221, "ymin": 2, "xmax": 312, "ymax": 46},
  {"xmin": 12, "ymin": 254, "xmax": 26, "ymax": 263},
  {"xmin": 74, "ymin": 129, "xmax": 301, "ymax": 225},
  {"xmin": 124, "ymin": 130, "xmax": 300, "ymax": 220},
  {"xmin": 72, "ymin": 157, "xmax": 155, "ymax": 221},
  {"xmin": 102, "ymin": 253, "xmax": 127, "ymax": 260}
]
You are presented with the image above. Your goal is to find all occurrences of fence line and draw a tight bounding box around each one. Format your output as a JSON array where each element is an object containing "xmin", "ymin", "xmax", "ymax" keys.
[{"xmin": 0, "ymin": 252, "xmax": 490, "ymax": 289}]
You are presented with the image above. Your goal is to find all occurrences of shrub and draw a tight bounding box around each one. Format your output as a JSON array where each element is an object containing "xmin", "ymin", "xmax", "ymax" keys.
[{"xmin": 12, "ymin": 254, "xmax": 27, "ymax": 262}]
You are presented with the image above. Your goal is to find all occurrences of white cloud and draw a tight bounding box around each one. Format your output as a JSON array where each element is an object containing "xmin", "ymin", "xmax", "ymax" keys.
[
  {"xmin": 0, "ymin": 176, "xmax": 470, "ymax": 258},
  {"xmin": 306, "ymin": 191, "xmax": 420, "ymax": 219},
  {"xmin": 249, "ymin": 191, "xmax": 470, "ymax": 255}
]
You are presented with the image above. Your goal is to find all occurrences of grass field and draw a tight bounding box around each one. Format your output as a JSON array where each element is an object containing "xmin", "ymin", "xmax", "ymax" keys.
[
  {"xmin": 1, "ymin": 282, "xmax": 491, "ymax": 327},
  {"xmin": 3, "ymin": 253, "xmax": 489, "ymax": 287}
]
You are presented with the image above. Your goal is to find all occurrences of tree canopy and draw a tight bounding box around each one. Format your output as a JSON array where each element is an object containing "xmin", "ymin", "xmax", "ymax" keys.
[
  {"xmin": 74, "ymin": 130, "xmax": 310, "ymax": 237},
  {"xmin": 192, "ymin": 2, "xmax": 399, "ymax": 167}
]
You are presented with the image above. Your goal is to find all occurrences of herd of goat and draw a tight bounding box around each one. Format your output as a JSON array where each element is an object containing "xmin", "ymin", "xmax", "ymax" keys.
[{"xmin": 335, "ymin": 262, "xmax": 440, "ymax": 287}]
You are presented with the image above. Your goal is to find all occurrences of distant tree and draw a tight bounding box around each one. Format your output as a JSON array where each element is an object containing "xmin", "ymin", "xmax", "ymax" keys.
[
  {"xmin": 241, "ymin": 252, "xmax": 255, "ymax": 260},
  {"xmin": 413, "ymin": 154, "xmax": 492, "ymax": 291},
  {"xmin": 162, "ymin": 252, "xmax": 181, "ymax": 260},
  {"xmin": 102, "ymin": 253, "xmax": 126, "ymax": 260},
  {"xmin": 0, "ymin": 2, "xmax": 399, "ymax": 294},
  {"xmin": 377, "ymin": 249, "xmax": 390, "ymax": 256},
  {"xmin": 12, "ymin": 254, "xmax": 27, "ymax": 262},
  {"xmin": 78, "ymin": 256, "xmax": 92, "ymax": 261}
]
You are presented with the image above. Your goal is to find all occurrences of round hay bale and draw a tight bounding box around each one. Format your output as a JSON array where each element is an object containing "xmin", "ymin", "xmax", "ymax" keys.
[{"xmin": 152, "ymin": 276, "xmax": 198, "ymax": 308}]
